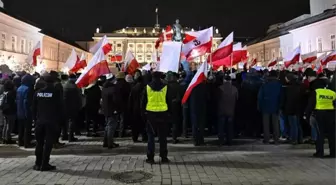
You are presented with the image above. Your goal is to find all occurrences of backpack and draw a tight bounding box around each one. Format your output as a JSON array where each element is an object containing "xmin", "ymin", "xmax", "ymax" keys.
[{"xmin": 0, "ymin": 92, "xmax": 9, "ymax": 110}]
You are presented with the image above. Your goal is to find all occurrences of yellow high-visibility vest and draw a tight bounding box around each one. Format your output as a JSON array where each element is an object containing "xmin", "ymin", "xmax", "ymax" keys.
[
  {"xmin": 146, "ymin": 85, "xmax": 168, "ymax": 112},
  {"xmin": 315, "ymin": 88, "xmax": 336, "ymax": 110}
]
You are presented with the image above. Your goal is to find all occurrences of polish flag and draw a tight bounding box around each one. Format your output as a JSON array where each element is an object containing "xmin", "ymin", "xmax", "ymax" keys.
[
  {"xmin": 182, "ymin": 61, "xmax": 208, "ymax": 104},
  {"xmin": 124, "ymin": 51, "xmax": 140, "ymax": 75},
  {"xmin": 208, "ymin": 32, "xmax": 233, "ymax": 62},
  {"xmin": 183, "ymin": 29, "xmax": 204, "ymax": 44},
  {"xmin": 268, "ymin": 58, "xmax": 278, "ymax": 67},
  {"xmin": 78, "ymin": 53, "xmax": 87, "ymax": 69},
  {"xmin": 76, "ymin": 49, "xmax": 110, "ymax": 88},
  {"xmin": 89, "ymin": 35, "xmax": 112, "ymax": 55},
  {"xmin": 182, "ymin": 27, "xmax": 213, "ymax": 61},
  {"xmin": 110, "ymin": 54, "xmax": 123, "ymax": 62},
  {"xmin": 26, "ymin": 41, "xmax": 41, "ymax": 66},
  {"xmin": 321, "ymin": 50, "xmax": 336, "ymax": 66},
  {"xmin": 301, "ymin": 51, "xmax": 317, "ymax": 63},
  {"xmin": 284, "ymin": 46, "xmax": 301, "ymax": 68},
  {"xmin": 250, "ymin": 58, "xmax": 257, "ymax": 67},
  {"xmin": 155, "ymin": 26, "xmax": 173, "ymax": 49},
  {"xmin": 64, "ymin": 49, "xmax": 81, "ymax": 73},
  {"xmin": 212, "ymin": 43, "xmax": 247, "ymax": 69}
]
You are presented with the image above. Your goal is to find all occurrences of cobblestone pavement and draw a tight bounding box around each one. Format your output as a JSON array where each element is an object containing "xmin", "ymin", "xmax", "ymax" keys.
[{"xmin": 0, "ymin": 137, "xmax": 335, "ymax": 185}]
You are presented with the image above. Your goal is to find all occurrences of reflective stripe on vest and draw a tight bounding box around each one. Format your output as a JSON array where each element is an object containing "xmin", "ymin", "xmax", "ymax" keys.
[
  {"xmin": 315, "ymin": 89, "xmax": 336, "ymax": 110},
  {"xmin": 146, "ymin": 85, "xmax": 168, "ymax": 112}
]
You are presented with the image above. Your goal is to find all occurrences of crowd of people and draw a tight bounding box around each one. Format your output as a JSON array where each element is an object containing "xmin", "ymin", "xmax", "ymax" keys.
[{"xmin": 0, "ymin": 63, "xmax": 335, "ymax": 170}]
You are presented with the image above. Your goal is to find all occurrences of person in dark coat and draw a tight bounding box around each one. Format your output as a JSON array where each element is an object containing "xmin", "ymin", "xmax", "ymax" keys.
[
  {"xmin": 114, "ymin": 72, "xmax": 131, "ymax": 137},
  {"xmin": 141, "ymin": 71, "xmax": 170, "ymax": 164},
  {"xmin": 179, "ymin": 71, "xmax": 190, "ymax": 138},
  {"xmin": 1, "ymin": 80, "xmax": 16, "ymax": 144},
  {"xmin": 216, "ymin": 76, "xmax": 238, "ymax": 146},
  {"xmin": 166, "ymin": 72, "xmax": 182, "ymax": 144},
  {"xmin": 188, "ymin": 81, "xmax": 207, "ymax": 146},
  {"xmin": 258, "ymin": 70, "xmax": 282, "ymax": 144},
  {"xmin": 84, "ymin": 82, "xmax": 101, "ymax": 137},
  {"xmin": 102, "ymin": 74, "xmax": 120, "ymax": 149},
  {"xmin": 16, "ymin": 74, "xmax": 35, "ymax": 148},
  {"xmin": 63, "ymin": 74, "xmax": 82, "ymax": 142},
  {"xmin": 281, "ymin": 73, "xmax": 303, "ymax": 144},
  {"xmin": 128, "ymin": 72, "xmax": 147, "ymax": 142}
]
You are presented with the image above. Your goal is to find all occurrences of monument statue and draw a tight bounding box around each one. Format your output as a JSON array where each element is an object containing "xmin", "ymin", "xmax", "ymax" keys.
[{"xmin": 172, "ymin": 19, "xmax": 184, "ymax": 42}]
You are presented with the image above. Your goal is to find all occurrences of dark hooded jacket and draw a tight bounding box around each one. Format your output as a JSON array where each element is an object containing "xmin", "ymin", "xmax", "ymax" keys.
[
  {"xmin": 63, "ymin": 79, "xmax": 82, "ymax": 117},
  {"xmin": 114, "ymin": 79, "xmax": 131, "ymax": 113},
  {"xmin": 280, "ymin": 80, "xmax": 303, "ymax": 115},
  {"xmin": 128, "ymin": 77, "xmax": 146, "ymax": 119},
  {"xmin": 16, "ymin": 74, "xmax": 35, "ymax": 119},
  {"xmin": 84, "ymin": 83, "xmax": 101, "ymax": 112},
  {"xmin": 101, "ymin": 81, "xmax": 118, "ymax": 117}
]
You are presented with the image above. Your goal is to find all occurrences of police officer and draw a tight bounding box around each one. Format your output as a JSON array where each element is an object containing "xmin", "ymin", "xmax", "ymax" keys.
[
  {"xmin": 141, "ymin": 71, "xmax": 170, "ymax": 164},
  {"xmin": 305, "ymin": 83, "xmax": 336, "ymax": 158},
  {"xmin": 32, "ymin": 73, "xmax": 63, "ymax": 171}
]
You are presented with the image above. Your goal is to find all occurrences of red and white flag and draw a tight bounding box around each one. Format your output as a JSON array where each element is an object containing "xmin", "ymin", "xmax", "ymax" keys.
[
  {"xmin": 155, "ymin": 26, "xmax": 173, "ymax": 49},
  {"xmin": 250, "ymin": 58, "xmax": 257, "ymax": 67},
  {"xmin": 110, "ymin": 54, "xmax": 123, "ymax": 62},
  {"xmin": 321, "ymin": 50, "xmax": 336, "ymax": 66},
  {"xmin": 301, "ymin": 51, "xmax": 317, "ymax": 64},
  {"xmin": 268, "ymin": 58, "xmax": 278, "ymax": 67},
  {"xmin": 317, "ymin": 63, "xmax": 323, "ymax": 74},
  {"xmin": 64, "ymin": 49, "xmax": 81, "ymax": 73},
  {"xmin": 89, "ymin": 35, "xmax": 112, "ymax": 55},
  {"xmin": 212, "ymin": 43, "xmax": 247, "ymax": 69},
  {"xmin": 208, "ymin": 32, "xmax": 233, "ymax": 62},
  {"xmin": 183, "ymin": 29, "xmax": 203, "ymax": 44},
  {"xmin": 124, "ymin": 51, "xmax": 140, "ymax": 75},
  {"xmin": 182, "ymin": 27, "xmax": 213, "ymax": 61},
  {"xmin": 26, "ymin": 41, "xmax": 41, "ymax": 66},
  {"xmin": 182, "ymin": 61, "xmax": 208, "ymax": 104},
  {"xmin": 77, "ymin": 53, "xmax": 87, "ymax": 69},
  {"xmin": 76, "ymin": 49, "xmax": 110, "ymax": 88},
  {"xmin": 284, "ymin": 46, "xmax": 301, "ymax": 68}
]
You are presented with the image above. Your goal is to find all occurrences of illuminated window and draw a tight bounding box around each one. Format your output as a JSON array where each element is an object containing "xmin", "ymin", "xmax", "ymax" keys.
[
  {"xmin": 20, "ymin": 39, "xmax": 25, "ymax": 53},
  {"xmin": 11, "ymin": 36, "xmax": 16, "ymax": 51},
  {"xmin": 317, "ymin": 37, "xmax": 322, "ymax": 52},
  {"xmin": 117, "ymin": 43, "xmax": 122, "ymax": 47},
  {"xmin": 0, "ymin": 33, "xmax": 5, "ymax": 50},
  {"xmin": 331, "ymin": 35, "xmax": 335, "ymax": 50}
]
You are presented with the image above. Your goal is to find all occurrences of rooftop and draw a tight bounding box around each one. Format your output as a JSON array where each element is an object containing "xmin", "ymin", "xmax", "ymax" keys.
[
  {"xmin": 246, "ymin": 8, "xmax": 336, "ymax": 46},
  {"xmin": 94, "ymin": 26, "xmax": 222, "ymax": 38}
]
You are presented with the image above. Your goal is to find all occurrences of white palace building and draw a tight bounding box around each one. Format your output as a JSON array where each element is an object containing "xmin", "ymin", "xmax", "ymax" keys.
[{"xmin": 247, "ymin": 0, "xmax": 336, "ymax": 67}]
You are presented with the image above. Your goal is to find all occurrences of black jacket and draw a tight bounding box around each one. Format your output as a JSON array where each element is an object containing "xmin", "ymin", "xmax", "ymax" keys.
[
  {"xmin": 2, "ymin": 90, "xmax": 16, "ymax": 115},
  {"xmin": 216, "ymin": 82, "xmax": 238, "ymax": 117},
  {"xmin": 280, "ymin": 81, "xmax": 303, "ymax": 115},
  {"xmin": 85, "ymin": 83, "xmax": 101, "ymax": 112},
  {"xmin": 32, "ymin": 83, "xmax": 62, "ymax": 123},
  {"xmin": 128, "ymin": 80, "xmax": 146, "ymax": 118},
  {"xmin": 102, "ymin": 81, "xmax": 117, "ymax": 117},
  {"xmin": 114, "ymin": 79, "xmax": 131, "ymax": 112},
  {"xmin": 63, "ymin": 80, "xmax": 82, "ymax": 117},
  {"xmin": 167, "ymin": 80, "xmax": 182, "ymax": 115},
  {"xmin": 188, "ymin": 82, "xmax": 207, "ymax": 116}
]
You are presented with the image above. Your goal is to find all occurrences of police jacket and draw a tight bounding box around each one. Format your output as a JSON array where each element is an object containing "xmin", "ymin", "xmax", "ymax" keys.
[
  {"xmin": 32, "ymin": 83, "xmax": 63, "ymax": 123},
  {"xmin": 305, "ymin": 88, "xmax": 336, "ymax": 116}
]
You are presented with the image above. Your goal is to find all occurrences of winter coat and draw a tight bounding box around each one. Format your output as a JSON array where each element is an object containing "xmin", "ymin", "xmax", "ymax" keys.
[
  {"xmin": 217, "ymin": 82, "xmax": 238, "ymax": 117},
  {"xmin": 280, "ymin": 81, "xmax": 303, "ymax": 115},
  {"xmin": 16, "ymin": 74, "xmax": 35, "ymax": 119},
  {"xmin": 167, "ymin": 81, "xmax": 182, "ymax": 115},
  {"xmin": 258, "ymin": 77, "xmax": 282, "ymax": 114},
  {"xmin": 128, "ymin": 80, "xmax": 145, "ymax": 119},
  {"xmin": 101, "ymin": 81, "xmax": 118, "ymax": 117},
  {"xmin": 84, "ymin": 83, "xmax": 101, "ymax": 112},
  {"xmin": 114, "ymin": 79, "xmax": 131, "ymax": 112},
  {"xmin": 188, "ymin": 82, "xmax": 207, "ymax": 116},
  {"xmin": 63, "ymin": 80, "xmax": 82, "ymax": 117},
  {"xmin": 2, "ymin": 90, "xmax": 16, "ymax": 115}
]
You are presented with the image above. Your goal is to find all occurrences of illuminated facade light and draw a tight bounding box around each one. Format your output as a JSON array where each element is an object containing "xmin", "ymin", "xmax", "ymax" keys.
[
  {"xmin": 216, "ymin": 28, "xmax": 219, "ymax": 34},
  {"xmin": 96, "ymin": 28, "xmax": 100, "ymax": 33}
]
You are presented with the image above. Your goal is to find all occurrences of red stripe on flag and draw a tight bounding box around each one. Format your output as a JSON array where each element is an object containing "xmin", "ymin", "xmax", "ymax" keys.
[
  {"xmin": 32, "ymin": 48, "xmax": 41, "ymax": 66},
  {"xmin": 181, "ymin": 73, "xmax": 206, "ymax": 104},
  {"xmin": 102, "ymin": 43, "xmax": 112, "ymax": 55},
  {"xmin": 185, "ymin": 40, "xmax": 212, "ymax": 61},
  {"xmin": 208, "ymin": 43, "xmax": 233, "ymax": 62},
  {"xmin": 302, "ymin": 56, "xmax": 317, "ymax": 64},
  {"xmin": 76, "ymin": 61, "xmax": 110, "ymax": 88},
  {"xmin": 284, "ymin": 54, "xmax": 300, "ymax": 68}
]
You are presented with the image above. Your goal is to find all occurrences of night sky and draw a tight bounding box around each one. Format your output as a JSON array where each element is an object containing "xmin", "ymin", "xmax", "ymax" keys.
[{"xmin": 3, "ymin": 0, "xmax": 310, "ymax": 41}]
